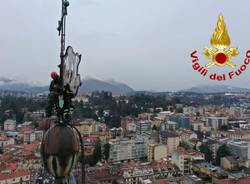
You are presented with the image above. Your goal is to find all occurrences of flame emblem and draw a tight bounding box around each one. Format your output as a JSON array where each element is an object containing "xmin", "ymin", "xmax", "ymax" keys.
[{"xmin": 203, "ymin": 15, "xmax": 239, "ymax": 68}]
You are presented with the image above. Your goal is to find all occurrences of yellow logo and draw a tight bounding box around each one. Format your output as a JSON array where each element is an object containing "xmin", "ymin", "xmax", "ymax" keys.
[{"xmin": 203, "ymin": 15, "xmax": 239, "ymax": 69}]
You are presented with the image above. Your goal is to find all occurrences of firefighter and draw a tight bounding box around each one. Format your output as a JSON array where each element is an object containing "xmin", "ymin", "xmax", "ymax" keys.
[
  {"xmin": 46, "ymin": 71, "xmax": 60, "ymax": 117},
  {"xmin": 63, "ymin": 83, "xmax": 74, "ymax": 122}
]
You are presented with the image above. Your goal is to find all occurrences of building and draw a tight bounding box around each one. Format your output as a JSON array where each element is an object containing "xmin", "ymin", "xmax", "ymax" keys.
[
  {"xmin": 172, "ymin": 148, "xmax": 204, "ymax": 174},
  {"xmin": 109, "ymin": 137, "xmax": 147, "ymax": 163},
  {"xmin": 86, "ymin": 160, "xmax": 181, "ymax": 184},
  {"xmin": 23, "ymin": 131, "xmax": 36, "ymax": 143},
  {"xmin": 205, "ymin": 117, "xmax": 228, "ymax": 130},
  {"xmin": 215, "ymin": 177, "xmax": 250, "ymax": 184},
  {"xmin": 75, "ymin": 119, "xmax": 100, "ymax": 134},
  {"xmin": 147, "ymin": 144, "xmax": 167, "ymax": 162},
  {"xmin": 136, "ymin": 121, "xmax": 152, "ymax": 134},
  {"xmin": 160, "ymin": 121, "xmax": 177, "ymax": 131},
  {"xmin": 34, "ymin": 131, "xmax": 43, "ymax": 141},
  {"xmin": 220, "ymin": 156, "xmax": 250, "ymax": 170},
  {"xmin": 160, "ymin": 131, "xmax": 180, "ymax": 156},
  {"xmin": 210, "ymin": 130, "xmax": 250, "ymax": 140},
  {"xmin": 147, "ymin": 143, "xmax": 155, "ymax": 162},
  {"xmin": 169, "ymin": 114, "xmax": 191, "ymax": 129},
  {"xmin": 227, "ymin": 141, "xmax": 250, "ymax": 160},
  {"xmin": 0, "ymin": 136, "xmax": 15, "ymax": 147},
  {"xmin": 121, "ymin": 116, "xmax": 137, "ymax": 133},
  {"xmin": 127, "ymin": 123, "xmax": 137, "ymax": 132},
  {"xmin": 86, "ymin": 164, "xmax": 122, "ymax": 184},
  {"xmin": 3, "ymin": 119, "xmax": 16, "ymax": 131},
  {"xmin": 154, "ymin": 145, "xmax": 168, "ymax": 161},
  {"xmin": 110, "ymin": 127, "xmax": 123, "ymax": 139},
  {"xmin": 121, "ymin": 161, "xmax": 180, "ymax": 184},
  {"xmin": 226, "ymin": 130, "xmax": 250, "ymax": 140},
  {"xmin": 157, "ymin": 111, "xmax": 172, "ymax": 120},
  {"xmin": 178, "ymin": 129, "xmax": 197, "ymax": 142},
  {"xmin": 0, "ymin": 171, "xmax": 30, "ymax": 184},
  {"xmin": 192, "ymin": 121, "xmax": 205, "ymax": 132},
  {"xmin": 183, "ymin": 106, "xmax": 199, "ymax": 115},
  {"xmin": 122, "ymin": 165, "xmax": 154, "ymax": 184},
  {"xmin": 17, "ymin": 122, "xmax": 33, "ymax": 133},
  {"xmin": 192, "ymin": 161, "xmax": 228, "ymax": 180}
]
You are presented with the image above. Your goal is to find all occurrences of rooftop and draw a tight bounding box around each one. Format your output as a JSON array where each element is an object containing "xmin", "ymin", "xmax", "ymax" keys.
[
  {"xmin": 215, "ymin": 177, "xmax": 250, "ymax": 184},
  {"xmin": 0, "ymin": 171, "xmax": 29, "ymax": 181}
]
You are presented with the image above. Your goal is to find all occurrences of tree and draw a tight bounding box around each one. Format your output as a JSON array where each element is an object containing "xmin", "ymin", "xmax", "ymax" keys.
[
  {"xmin": 176, "ymin": 108, "xmax": 183, "ymax": 113},
  {"xmin": 16, "ymin": 111, "xmax": 24, "ymax": 124},
  {"xmin": 112, "ymin": 181, "xmax": 119, "ymax": 184},
  {"xmin": 199, "ymin": 144, "xmax": 213, "ymax": 162},
  {"xmin": 152, "ymin": 124, "xmax": 158, "ymax": 131},
  {"xmin": 219, "ymin": 125, "xmax": 231, "ymax": 131},
  {"xmin": 196, "ymin": 131, "xmax": 204, "ymax": 140},
  {"xmin": 180, "ymin": 142, "xmax": 192, "ymax": 150},
  {"xmin": 103, "ymin": 143, "xmax": 110, "ymax": 160},
  {"xmin": 85, "ymin": 141, "xmax": 102, "ymax": 166},
  {"xmin": 91, "ymin": 141, "xmax": 102, "ymax": 166},
  {"xmin": 216, "ymin": 144, "xmax": 231, "ymax": 165}
]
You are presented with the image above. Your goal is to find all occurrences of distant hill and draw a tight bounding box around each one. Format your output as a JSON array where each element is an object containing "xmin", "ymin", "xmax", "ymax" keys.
[
  {"xmin": 0, "ymin": 82, "xmax": 32, "ymax": 92},
  {"xmin": 80, "ymin": 77, "xmax": 134, "ymax": 95},
  {"xmin": 0, "ymin": 77, "xmax": 134, "ymax": 95},
  {"xmin": 1, "ymin": 77, "xmax": 249, "ymax": 95},
  {"xmin": 0, "ymin": 82, "xmax": 49, "ymax": 94},
  {"xmin": 184, "ymin": 85, "xmax": 250, "ymax": 94}
]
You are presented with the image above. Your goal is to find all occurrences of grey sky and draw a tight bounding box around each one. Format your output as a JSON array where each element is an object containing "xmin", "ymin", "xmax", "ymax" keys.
[{"xmin": 1, "ymin": 0, "xmax": 250, "ymax": 91}]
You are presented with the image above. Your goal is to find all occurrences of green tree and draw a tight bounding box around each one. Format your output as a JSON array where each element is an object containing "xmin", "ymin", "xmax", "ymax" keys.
[
  {"xmin": 176, "ymin": 108, "xmax": 183, "ymax": 113},
  {"xmin": 112, "ymin": 181, "xmax": 119, "ymax": 184},
  {"xmin": 16, "ymin": 111, "xmax": 24, "ymax": 124},
  {"xmin": 152, "ymin": 124, "xmax": 158, "ymax": 131},
  {"xmin": 216, "ymin": 144, "xmax": 231, "ymax": 165},
  {"xmin": 103, "ymin": 143, "xmax": 110, "ymax": 160},
  {"xmin": 219, "ymin": 125, "xmax": 231, "ymax": 131},
  {"xmin": 90, "ymin": 141, "xmax": 102, "ymax": 166},
  {"xmin": 199, "ymin": 144, "xmax": 213, "ymax": 162}
]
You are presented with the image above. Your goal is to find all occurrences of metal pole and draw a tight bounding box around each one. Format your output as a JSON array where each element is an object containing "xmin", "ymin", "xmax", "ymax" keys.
[
  {"xmin": 56, "ymin": 2, "xmax": 84, "ymax": 184},
  {"xmin": 60, "ymin": 0, "xmax": 66, "ymax": 91},
  {"xmin": 58, "ymin": 0, "xmax": 68, "ymax": 122},
  {"xmin": 56, "ymin": 2, "xmax": 69, "ymax": 183}
]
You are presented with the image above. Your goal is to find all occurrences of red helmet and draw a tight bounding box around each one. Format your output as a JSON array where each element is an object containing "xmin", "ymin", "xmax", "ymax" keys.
[{"xmin": 51, "ymin": 71, "xmax": 58, "ymax": 80}]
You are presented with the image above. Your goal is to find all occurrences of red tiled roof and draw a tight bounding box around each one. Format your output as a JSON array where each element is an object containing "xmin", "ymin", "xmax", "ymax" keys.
[
  {"xmin": 0, "ymin": 163, "xmax": 17, "ymax": 172},
  {"xmin": 175, "ymin": 147, "xmax": 204, "ymax": 157},
  {"xmin": 20, "ymin": 143, "xmax": 40, "ymax": 151},
  {"xmin": 153, "ymin": 180, "xmax": 169, "ymax": 184},
  {"xmin": 0, "ymin": 171, "xmax": 29, "ymax": 180},
  {"xmin": 0, "ymin": 155, "xmax": 12, "ymax": 162},
  {"xmin": 215, "ymin": 178, "xmax": 250, "ymax": 184}
]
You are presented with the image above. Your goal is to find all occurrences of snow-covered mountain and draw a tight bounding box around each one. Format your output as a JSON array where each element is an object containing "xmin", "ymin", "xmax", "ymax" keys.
[{"xmin": 0, "ymin": 77, "xmax": 134, "ymax": 95}]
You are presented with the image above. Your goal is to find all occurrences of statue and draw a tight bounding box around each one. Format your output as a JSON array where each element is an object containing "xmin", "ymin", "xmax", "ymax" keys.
[{"xmin": 41, "ymin": 1, "xmax": 84, "ymax": 183}]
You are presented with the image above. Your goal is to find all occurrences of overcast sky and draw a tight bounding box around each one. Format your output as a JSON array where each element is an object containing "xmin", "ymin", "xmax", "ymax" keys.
[{"xmin": 1, "ymin": 0, "xmax": 250, "ymax": 91}]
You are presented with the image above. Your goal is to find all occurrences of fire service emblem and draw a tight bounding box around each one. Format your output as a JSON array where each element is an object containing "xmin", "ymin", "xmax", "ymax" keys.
[{"xmin": 190, "ymin": 14, "xmax": 250, "ymax": 81}]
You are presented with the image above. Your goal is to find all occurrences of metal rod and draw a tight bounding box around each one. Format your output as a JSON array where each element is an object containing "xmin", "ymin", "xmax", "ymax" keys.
[
  {"xmin": 60, "ymin": 0, "xmax": 65, "ymax": 93},
  {"xmin": 59, "ymin": 0, "xmax": 67, "ymax": 122}
]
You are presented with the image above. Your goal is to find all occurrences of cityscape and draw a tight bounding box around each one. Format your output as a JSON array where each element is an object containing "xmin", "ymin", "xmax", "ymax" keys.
[
  {"xmin": 1, "ymin": 0, "xmax": 250, "ymax": 184},
  {"xmin": 1, "ymin": 85, "xmax": 250, "ymax": 183}
]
